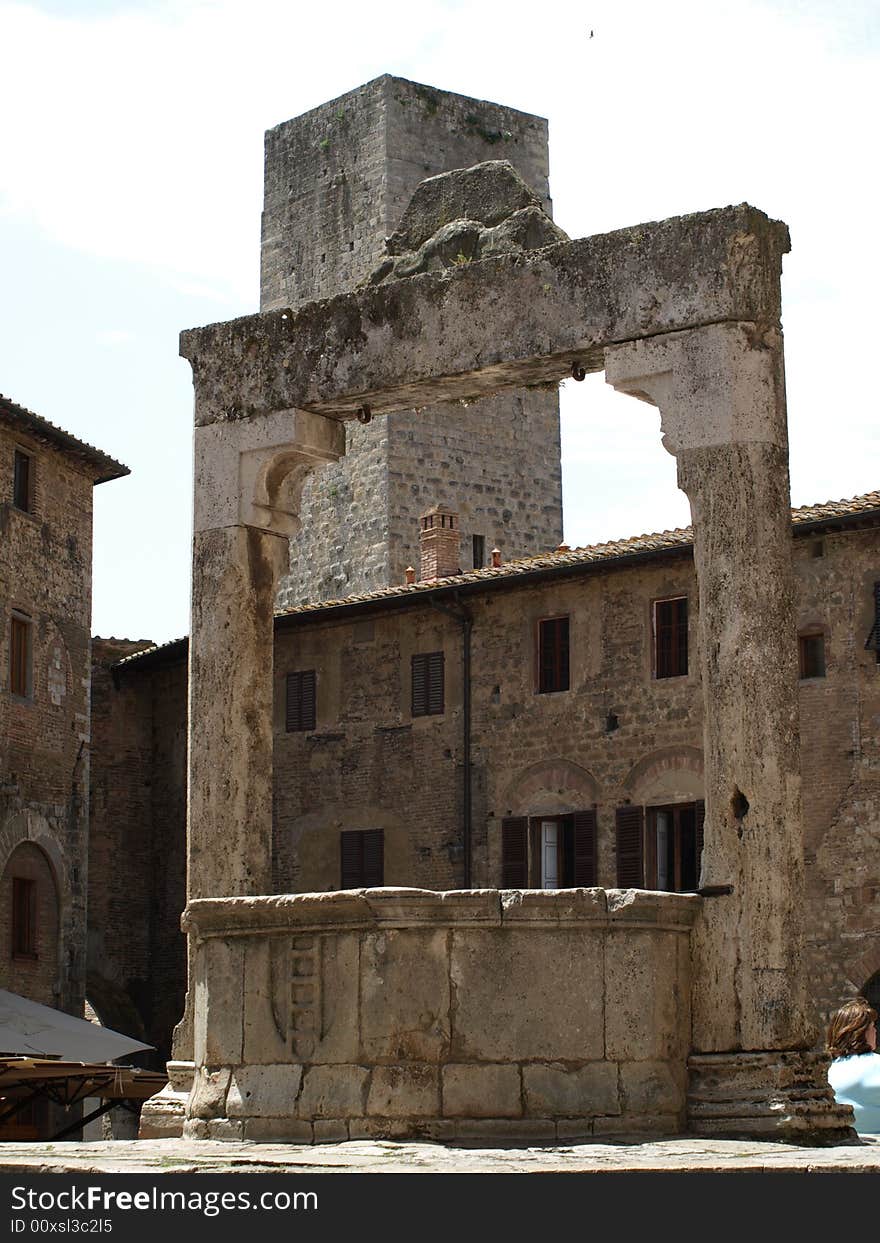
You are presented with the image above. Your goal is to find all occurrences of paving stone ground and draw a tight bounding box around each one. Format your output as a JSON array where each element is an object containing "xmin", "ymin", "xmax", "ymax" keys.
[{"xmin": 1, "ymin": 1135, "xmax": 880, "ymax": 1174}]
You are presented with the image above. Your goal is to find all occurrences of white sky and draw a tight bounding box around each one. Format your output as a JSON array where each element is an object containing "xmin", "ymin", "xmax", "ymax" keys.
[{"xmin": 1, "ymin": 0, "xmax": 877, "ymax": 643}]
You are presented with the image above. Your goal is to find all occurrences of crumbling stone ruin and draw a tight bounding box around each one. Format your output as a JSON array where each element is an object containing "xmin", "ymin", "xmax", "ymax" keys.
[{"xmin": 136, "ymin": 74, "xmax": 860, "ymax": 1143}]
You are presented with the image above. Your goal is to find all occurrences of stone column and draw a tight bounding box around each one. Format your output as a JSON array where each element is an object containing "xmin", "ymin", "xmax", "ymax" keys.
[
  {"xmin": 605, "ymin": 324, "xmax": 855, "ymax": 1141},
  {"xmin": 188, "ymin": 408, "xmax": 345, "ymax": 900},
  {"xmin": 140, "ymin": 407, "xmax": 344, "ymax": 1139}
]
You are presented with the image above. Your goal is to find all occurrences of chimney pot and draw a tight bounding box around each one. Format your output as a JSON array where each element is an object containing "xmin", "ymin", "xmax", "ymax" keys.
[
  {"xmin": 491, "ymin": 548, "xmax": 502, "ymax": 568},
  {"xmin": 405, "ymin": 566, "xmax": 416, "ymax": 585}
]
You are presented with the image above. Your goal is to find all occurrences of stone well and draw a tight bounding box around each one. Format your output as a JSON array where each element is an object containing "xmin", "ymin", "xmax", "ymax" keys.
[{"xmin": 181, "ymin": 886, "xmax": 699, "ymax": 1143}]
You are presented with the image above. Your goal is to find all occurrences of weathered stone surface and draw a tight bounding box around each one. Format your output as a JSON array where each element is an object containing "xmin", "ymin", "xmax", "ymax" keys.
[
  {"xmin": 193, "ymin": 938, "xmax": 243, "ymax": 1065},
  {"xmin": 226, "ymin": 1064, "xmax": 303, "ymax": 1117},
  {"xmin": 206, "ymin": 1118, "xmax": 242, "ymax": 1140},
  {"xmin": 387, "ymin": 161, "xmax": 542, "ymax": 254},
  {"xmin": 687, "ymin": 1051, "xmax": 856, "ymax": 1142},
  {"xmin": 312, "ymin": 932, "xmax": 360, "ymax": 1064},
  {"xmin": 360, "ymin": 928, "xmax": 450, "ymax": 1061},
  {"xmin": 605, "ymin": 930, "xmax": 689, "ymax": 1061},
  {"xmin": 450, "ymin": 929, "xmax": 603, "ymax": 1061},
  {"xmin": 312, "ymin": 1120, "xmax": 349, "ymax": 1142},
  {"xmin": 297, "ymin": 1065, "xmax": 369, "ymax": 1119},
  {"xmin": 621, "ymin": 1061, "xmax": 685, "ymax": 1117},
  {"xmin": 370, "ymin": 161, "xmax": 567, "ymax": 284},
  {"xmin": 523, "ymin": 1062, "xmax": 620, "ymax": 1118},
  {"xmin": 433, "ymin": 1118, "xmax": 557, "ymax": 1141},
  {"xmin": 181, "ymin": 205, "xmax": 789, "ymax": 425},
  {"xmin": 241, "ymin": 936, "xmax": 291, "ymax": 1065},
  {"xmin": 367, "ymin": 1065, "xmax": 440, "ymax": 1117},
  {"xmin": 242, "ymin": 1117, "xmax": 314, "ymax": 1141},
  {"xmin": 442, "ymin": 1064, "xmax": 522, "ymax": 1117},
  {"xmin": 187, "ymin": 1066, "xmax": 231, "ymax": 1121}
]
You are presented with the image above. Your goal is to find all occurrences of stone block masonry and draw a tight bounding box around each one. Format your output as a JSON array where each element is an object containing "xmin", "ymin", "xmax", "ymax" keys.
[
  {"xmin": 261, "ymin": 76, "xmax": 561, "ymax": 603},
  {"xmin": 181, "ymin": 887, "xmax": 700, "ymax": 1142}
]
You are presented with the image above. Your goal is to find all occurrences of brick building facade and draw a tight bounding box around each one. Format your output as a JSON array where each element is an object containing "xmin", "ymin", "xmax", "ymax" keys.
[
  {"xmin": 92, "ymin": 490, "xmax": 880, "ymax": 1057},
  {"xmin": 0, "ymin": 394, "xmax": 127, "ymax": 1025}
]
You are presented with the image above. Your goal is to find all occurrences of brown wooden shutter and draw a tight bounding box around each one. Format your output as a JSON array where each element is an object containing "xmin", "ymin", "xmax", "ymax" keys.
[
  {"xmin": 539, "ymin": 617, "xmax": 570, "ymax": 693},
  {"xmin": 572, "ymin": 810, "xmax": 598, "ymax": 886},
  {"xmin": 501, "ymin": 817, "xmax": 529, "ymax": 887},
  {"xmin": 695, "ymin": 799, "xmax": 705, "ymax": 885},
  {"xmin": 412, "ymin": 652, "xmax": 444, "ymax": 716},
  {"xmin": 13, "ymin": 451, "xmax": 31, "ymax": 512},
  {"xmin": 615, "ymin": 805, "xmax": 644, "ymax": 887},
  {"xmin": 286, "ymin": 670, "xmax": 316, "ymax": 732},
  {"xmin": 411, "ymin": 653, "xmax": 427, "ymax": 716},
  {"xmin": 340, "ymin": 830, "xmax": 384, "ymax": 888},
  {"xmin": 362, "ymin": 829, "xmax": 384, "ymax": 887},
  {"xmin": 12, "ymin": 877, "xmax": 36, "ymax": 956},
  {"xmin": 340, "ymin": 831, "xmax": 361, "ymax": 889},
  {"xmin": 427, "ymin": 651, "xmax": 444, "ymax": 714},
  {"xmin": 10, "ymin": 617, "xmax": 28, "ymax": 697}
]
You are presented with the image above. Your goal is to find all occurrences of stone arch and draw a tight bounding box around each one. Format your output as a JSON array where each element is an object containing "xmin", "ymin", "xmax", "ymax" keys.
[
  {"xmin": 85, "ymin": 974, "xmax": 149, "ymax": 1045},
  {"xmin": 503, "ymin": 758, "xmax": 599, "ymax": 817},
  {"xmin": 623, "ymin": 745, "xmax": 704, "ymax": 807},
  {"xmin": 0, "ymin": 833, "xmax": 62, "ymax": 1006}
]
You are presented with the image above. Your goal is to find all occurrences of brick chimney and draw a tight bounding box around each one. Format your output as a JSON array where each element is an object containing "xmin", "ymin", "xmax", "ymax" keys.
[{"xmin": 419, "ymin": 505, "xmax": 461, "ymax": 581}]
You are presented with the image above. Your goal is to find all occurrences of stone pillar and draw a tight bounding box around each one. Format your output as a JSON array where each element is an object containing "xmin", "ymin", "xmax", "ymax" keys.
[
  {"xmin": 188, "ymin": 407, "xmax": 345, "ymax": 900},
  {"xmin": 140, "ymin": 406, "xmax": 344, "ymax": 1139},
  {"xmin": 605, "ymin": 324, "xmax": 855, "ymax": 1141}
]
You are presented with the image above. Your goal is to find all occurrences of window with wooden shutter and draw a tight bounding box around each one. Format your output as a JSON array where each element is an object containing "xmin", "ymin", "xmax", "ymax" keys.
[
  {"xmin": 538, "ymin": 616, "xmax": 569, "ymax": 693},
  {"xmin": 572, "ymin": 810, "xmax": 598, "ymax": 887},
  {"xmin": 11, "ymin": 877, "xmax": 37, "ymax": 958},
  {"xmin": 695, "ymin": 800, "xmax": 705, "ymax": 889},
  {"xmin": 798, "ymin": 632, "xmax": 826, "ymax": 679},
  {"xmin": 13, "ymin": 450, "xmax": 32, "ymax": 513},
  {"xmin": 340, "ymin": 829, "xmax": 384, "ymax": 888},
  {"xmin": 411, "ymin": 651, "xmax": 444, "ymax": 716},
  {"xmin": 654, "ymin": 597, "xmax": 688, "ymax": 679},
  {"xmin": 286, "ymin": 670, "xmax": 316, "ymax": 732},
  {"xmin": 9, "ymin": 613, "xmax": 32, "ymax": 698},
  {"xmin": 616, "ymin": 805, "xmax": 644, "ymax": 887},
  {"xmin": 501, "ymin": 817, "xmax": 529, "ymax": 887},
  {"xmin": 866, "ymin": 583, "xmax": 880, "ymax": 658}
]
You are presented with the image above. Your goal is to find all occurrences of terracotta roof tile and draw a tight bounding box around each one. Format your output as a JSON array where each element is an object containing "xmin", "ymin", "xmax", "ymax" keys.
[
  {"xmin": 0, "ymin": 393, "xmax": 129, "ymax": 484},
  {"xmin": 115, "ymin": 488, "xmax": 880, "ymax": 666},
  {"xmin": 275, "ymin": 488, "xmax": 880, "ymax": 618}
]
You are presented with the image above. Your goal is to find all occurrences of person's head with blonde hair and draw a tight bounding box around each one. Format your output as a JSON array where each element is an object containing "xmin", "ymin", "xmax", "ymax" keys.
[{"xmin": 827, "ymin": 997, "xmax": 878, "ymax": 1060}]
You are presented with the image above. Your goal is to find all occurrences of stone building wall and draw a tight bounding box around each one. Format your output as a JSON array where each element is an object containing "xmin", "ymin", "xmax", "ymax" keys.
[
  {"xmin": 264, "ymin": 76, "xmax": 562, "ymax": 605},
  {"xmin": 88, "ymin": 640, "xmax": 187, "ymax": 1061},
  {"xmin": 273, "ymin": 550, "xmax": 703, "ymax": 898},
  {"xmin": 794, "ymin": 527, "xmax": 880, "ymax": 1017},
  {"xmin": 0, "ymin": 421, "xmax": 96, "ymax": 1015},
  {"xmin": 98, "ymin": 513, "xmax": 880, "ymax": 1052}
]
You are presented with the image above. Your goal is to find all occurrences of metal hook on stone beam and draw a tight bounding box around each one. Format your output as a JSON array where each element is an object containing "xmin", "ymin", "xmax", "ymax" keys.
[
  {"xmin": 357, "ymin": 405, "xmax": 372, "ymax": 424},
  {"xmin": 571, "ymin": 361, "xmax": 586, "ymax": 382}
]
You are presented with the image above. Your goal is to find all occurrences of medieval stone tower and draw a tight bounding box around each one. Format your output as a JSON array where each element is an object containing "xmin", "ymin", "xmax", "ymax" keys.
[{"xmin": 263, "ymin": 75, "xmax": 563, "ymax": 605}]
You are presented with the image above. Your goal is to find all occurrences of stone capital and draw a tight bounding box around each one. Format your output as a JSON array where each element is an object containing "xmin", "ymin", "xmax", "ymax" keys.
[
  {"xmin": 603, "ymin": 322, "xmax": 786, "ymax": 457},
  {"xmin": 193, "ymin": 407, "xmax": 345, "ymax": 537}
]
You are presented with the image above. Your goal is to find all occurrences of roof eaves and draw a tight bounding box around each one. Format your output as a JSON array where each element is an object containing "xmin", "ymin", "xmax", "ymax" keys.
[{"xmin": 0, "ymin": 394, "xmax": 129, "ymax": 485}]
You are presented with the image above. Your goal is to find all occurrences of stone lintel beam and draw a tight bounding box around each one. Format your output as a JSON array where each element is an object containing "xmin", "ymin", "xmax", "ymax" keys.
[
  {"xmin": 179, "ymin": 204, "xmax": 789, "ymax": 426},
  {"xmin": 181, "ymin": 887, "xmax": 701, "ymax": 939}
]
